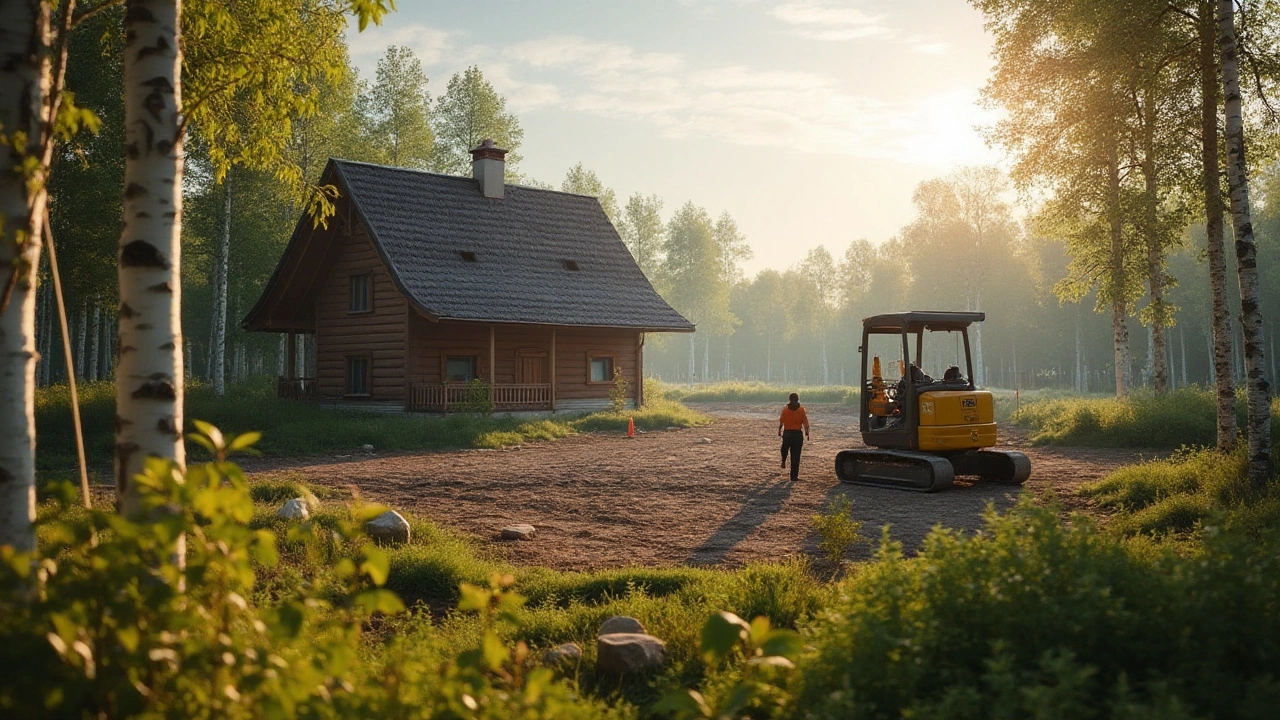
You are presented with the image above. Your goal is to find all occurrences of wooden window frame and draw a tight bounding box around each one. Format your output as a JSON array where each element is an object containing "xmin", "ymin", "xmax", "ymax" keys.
[
  {"xmin": 349, "ymin": 273, "xmax": 372, "ymax": 314},
  {"xmin": 441, "ymin": 352, "xmax": 482, "ymax": 384},
  {"xmin": 345, "ymin": 354, "xmax": 372, "ymax": 397},
  {"xmin": 586, "ymin": 352, "xmax": 617, "ymax": 385}
]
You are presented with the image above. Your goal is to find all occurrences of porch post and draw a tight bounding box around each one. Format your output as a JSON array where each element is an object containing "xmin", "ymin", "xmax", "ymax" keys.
[
  {"xmin": 286, "ymin": 331, "xmax": 296, "ymax": 381},
  {"xmin": 637, "ymin": 332, "xmax": 644, "ymax": 408},
  {"xmin": 550, "ymin": 326, "xmax": 557, "ymax": 411},
  {"xmin": 489, "ymin": 324, "xmax": 496, "ymax": 403}
]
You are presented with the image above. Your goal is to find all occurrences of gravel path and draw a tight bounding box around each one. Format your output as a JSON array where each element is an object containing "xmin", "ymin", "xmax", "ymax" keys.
[{"xmin": 245, "ymin": 403, "xmax": 1156, "ymax": 570}]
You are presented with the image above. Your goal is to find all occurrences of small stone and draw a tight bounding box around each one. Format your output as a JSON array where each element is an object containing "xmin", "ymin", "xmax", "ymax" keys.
[
  {"xmin": 365, "ymin": 510, "xmax": 411, "ymax": 545},
  {"xmin": 501, "ymin": 524, "xmax": 536, "ymax": 541},
  {"xmin": 276, "ymin": 497, "xmax": 310, "ymax": 520},
  {"xmin": 699, "ymin": 437, "xmax": 713, "ymax": 444},
  {"xmin": 596, "ymin": 633, "xmax": 667, "ymax": 675},
  {"xmin": 542, "ymin": 642, "xmax": 582, "ymax": 665},
  {"xmin": 360, "ymin": 444, "xmax": 375, "ymax": 453},
  {"xmin": 599, "ymin": 615, "xmax": 646, "ymax": 635}
]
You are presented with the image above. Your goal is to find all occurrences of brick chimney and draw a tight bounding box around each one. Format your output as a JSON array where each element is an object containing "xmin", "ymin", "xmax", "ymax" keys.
[{"xmin": 470, "ymin": 139, "xmax": 508, "ymax": 199}]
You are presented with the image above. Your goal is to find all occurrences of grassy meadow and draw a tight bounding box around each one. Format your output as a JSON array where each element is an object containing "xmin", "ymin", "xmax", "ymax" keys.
[{"xmin": 34, "ymin": 376, "xmax": 709, "ymax": 479}]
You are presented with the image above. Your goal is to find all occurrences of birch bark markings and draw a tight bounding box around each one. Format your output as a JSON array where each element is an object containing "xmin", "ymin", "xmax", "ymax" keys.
[
  {"xmin": 1217, "ymin": 0, "xmax": 1272, "ymax": 487},
  {"xmin": 116, "ymin": 0, "xmax": 185, "ymax": 515},
  {"xmin": 0, "ymin": 0, "xmax": 50, "ymax": 551},
  {"xmin": 212, "ymin": 175, "xmax": 229, "ymax": 396}
]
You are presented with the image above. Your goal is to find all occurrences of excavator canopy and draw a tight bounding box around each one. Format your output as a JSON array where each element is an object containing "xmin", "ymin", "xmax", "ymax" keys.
[{"xmin": 862, "ymin": 311, "xmax": 985, "ymax": 334}]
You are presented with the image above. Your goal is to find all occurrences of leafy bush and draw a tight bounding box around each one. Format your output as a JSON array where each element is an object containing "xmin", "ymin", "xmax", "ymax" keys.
[
  {"xmin": 812, "ymin": 495, "xmax": 865, "ymax": 573},
  {"xmin": 457, "ymin": 378, "xmax": 496, "ymax": 416},
  {"xmin": 610, "ymin": 367, "xmax": 630, "ymax": 413},
  {"xmin": 789, "ymin": 497, "xmax": 1280, "ymax": 719},
  {"xmin": 1011, "ymin": 388, "xmax": 1280, "ymax": 449}
]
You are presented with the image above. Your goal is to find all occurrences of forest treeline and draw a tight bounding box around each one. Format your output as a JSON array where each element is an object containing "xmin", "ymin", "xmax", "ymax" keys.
[{"xmin": 8, "ymin": 0, "xmax": 1277, "ymax": 538}]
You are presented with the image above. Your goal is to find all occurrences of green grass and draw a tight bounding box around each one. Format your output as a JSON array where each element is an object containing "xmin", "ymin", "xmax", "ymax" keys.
[
  {"xmin": 1010, "ymin": 387, "xmax": 1280, "ymax": 449},
  {"xmin": 651, "ymin": 379, "xmax": 859, "ymax": 404},
  {"xmin": 34, "ymin": 376, "xmax": 709, "ymax": 478}
]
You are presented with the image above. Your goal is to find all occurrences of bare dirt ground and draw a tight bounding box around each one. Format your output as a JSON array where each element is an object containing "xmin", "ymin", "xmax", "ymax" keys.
[{"xmin": 245, "ymin": 403, "xmax": 1161, "ymax": 571}]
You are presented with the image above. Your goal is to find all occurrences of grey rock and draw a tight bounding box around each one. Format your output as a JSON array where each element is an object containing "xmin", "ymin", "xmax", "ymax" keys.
[
  {"xmin": 360, "ymin": 443, "xmax": 375, "ymax": 453},
  {"xmin": 276, "ymin": 497, "xmax": 310, "ymax": 520},
  {"xmin": 596, "ymin": 633, "xmax": 667, "ymax": 675},
  {"xmin": 599, "ymin": 615, "xmax": 646, "ymax": 636},
  {"xmin": 365, "ymin": 510, "xmax": 411, "ymax": 545},
  {"xmin": 501, "ymin": 524, "xmax": 536, "ymax": 541},
  {"xmin": 542, "ymin": 642, "xmax": 582, "ymax": 665}
]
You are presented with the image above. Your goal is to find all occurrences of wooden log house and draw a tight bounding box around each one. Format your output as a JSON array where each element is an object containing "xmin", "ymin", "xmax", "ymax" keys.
[{"xmin": 242, "ymin": 141, "xmax": 693, "ymax": 412}]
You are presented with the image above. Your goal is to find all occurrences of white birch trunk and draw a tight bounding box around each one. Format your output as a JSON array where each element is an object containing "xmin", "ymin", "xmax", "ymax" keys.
[
  {"xmin": 1112, "ymin": 304, "xmax": 1128, "ymax": 397},
  {"xmin": 74, "ymin": 299, "xmax": 86, "ymax": 379},
  {"xmin": 821, "ymin": 331, "xmax": 829, "ymax": 386},
  {"xmin": 1200, "ymin": 3, "xmax": 1237, "ymax": 448},
  {"xmin": 116, "ymin": 0, "xmax": 185, "ymax": 516},
  {"xmin": 688, "ymin": 333, "xmax": 695, "ymax": 385},
  {"xmin": 212, "ymin": 176, "xmax": 230, "ymax": 396},
  {"xmin": 1181, "ymin": 326, "xmax": 1188, "ymax": 388},
  {"xmin": 1075, "ymin": 312, "xmax": 1083, "ymax": 394},
  {"xmin": 1219, "ymin": 0, "xmax": 1272, "ymax": 485},
  {"xmin": 87, "ymin": 299, "xmax": 101, "ymax": 382},
  {"xmin": 973, "ymin": 287, "xmax": 984, "ymax": 387},
  {"xmin": 277, "ymin": 334, "xmax": 285, "ymax": 376},
  {"xmin": 702, "ymin": 334, "xmax": 710, "ymax": 382},
  {"xmin": 0, "ymin": 0, "xmax": 51, "ymax": 551},
  {"xmin": 766, "ymin": 337, "xmax": 771, "ymax": 383},
  {"xmin": 724, "ymin": 335, "xmax": 731, "ymax": 380}
]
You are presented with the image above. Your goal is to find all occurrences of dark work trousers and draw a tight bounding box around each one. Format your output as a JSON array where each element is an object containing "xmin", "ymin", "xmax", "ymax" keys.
[{"xmin": 780, "ymin": 430, "xmax": 805, "ymax": 480}]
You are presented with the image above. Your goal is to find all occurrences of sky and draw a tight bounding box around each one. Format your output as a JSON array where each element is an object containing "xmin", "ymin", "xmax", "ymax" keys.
[{"xmin": 346, "ymin": 0, "xmax": 1003, "ymax": 276}]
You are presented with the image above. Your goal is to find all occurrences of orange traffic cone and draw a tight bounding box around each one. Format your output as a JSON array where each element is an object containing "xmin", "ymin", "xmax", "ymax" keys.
[{"xmin": 627, "ymin": 416, "xmax": 636, "ymax": 438}]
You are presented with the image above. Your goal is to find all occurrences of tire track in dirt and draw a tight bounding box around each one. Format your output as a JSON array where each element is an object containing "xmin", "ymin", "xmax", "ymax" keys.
[{"xmin": 245, "ymin": 403, "xmax": 1156, "ymax": 570}]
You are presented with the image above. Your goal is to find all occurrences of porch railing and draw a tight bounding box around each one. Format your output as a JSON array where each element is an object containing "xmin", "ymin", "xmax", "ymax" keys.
[
  {"xmin": 408, "ymin": 383, "xmax": 551, "ymax": 412},
  {"xmin": 277, "ymin": 377, "xmax": 318, "ymax": 400}
]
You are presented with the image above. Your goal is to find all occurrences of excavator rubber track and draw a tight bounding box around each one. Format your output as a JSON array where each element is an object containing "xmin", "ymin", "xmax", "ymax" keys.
[
  {"xmin": 948, "ymin": 450, "xmax": 1032, "ymax": 485},
  {"xmin": 835, "ymin": 449, "xmax": 956, "ymax": 493},
  {"xmin": 835, "ymin": 449, "xmax": 1031, "ymax": 492}
]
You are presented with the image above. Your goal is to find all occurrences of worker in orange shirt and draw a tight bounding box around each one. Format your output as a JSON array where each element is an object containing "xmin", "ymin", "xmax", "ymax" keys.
[{"xmin": 777, "ymin": 392, "xmax": 810, "ymax": 481}]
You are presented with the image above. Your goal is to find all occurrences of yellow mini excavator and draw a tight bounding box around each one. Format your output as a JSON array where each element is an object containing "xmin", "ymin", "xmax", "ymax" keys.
[{"xmin": 835, "ymin": 311, "xmax": 1031, "ymax": 492}]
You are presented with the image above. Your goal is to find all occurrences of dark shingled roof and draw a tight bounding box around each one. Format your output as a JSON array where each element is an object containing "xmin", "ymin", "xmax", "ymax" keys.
[{"xmin": 330, "ymin": 159, "xmax": 692, "ymax": 331}]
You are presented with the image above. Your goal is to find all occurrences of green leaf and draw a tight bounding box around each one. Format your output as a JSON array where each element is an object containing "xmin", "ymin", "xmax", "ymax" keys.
[
  {"xmin": 653, "ymin": 689, "xmax": 711, "ymax": 718},
  {"xmin": 187, "ymin": 432, "xmax": 216, "ymax": 456},
  {"xmin": 748, "ymin": 655, "xmax": 795, "ymax": 669},
  {"xmin": 458, "ymin": 583, "xmax": 490, "ymax": 612},
  {"xmin": 749, "ymin": 615, "xmax": 772, "ymax": 645},
  {"xmin": 227, "ymin": 431, "xmax": 262, "ymax": 454},
  {"xmin": 482, "ymin": 631, "xmax": 509, "ymax": 671},
  {"xmin": 354, "ymin": 589, "xmax": 405, "ymax": 615},
  {"xmin": 758, "ymin": 629, "xmax": 804, "ymax": 661},
  {"xmin": 360, "ymin": 545, "xmax": 390, "ymax": 586},
  {"xmin": 701, "ymin": 611, "xmax": 750, "ymax": 664}
]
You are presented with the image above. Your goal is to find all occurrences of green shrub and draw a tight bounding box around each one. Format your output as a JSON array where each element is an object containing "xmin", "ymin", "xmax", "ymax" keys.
[
  {"xmin": 610, "ymin": 367, "xmax": 630, "ymax": 413},
  {"xmin": 812, "ymin": 496, "xmax": 865, "ymax": 573},
  {"xmin": 651, "ymin": 379, "xmax": 858, "ymax": 405},
  {"xmin": 789, "ymin": 497, "xmax": 1280, "ymax": 719}
]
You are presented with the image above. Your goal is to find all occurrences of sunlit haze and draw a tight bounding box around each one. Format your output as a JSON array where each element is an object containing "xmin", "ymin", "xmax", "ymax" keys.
[{"xmin": 347, "ymin": 0, "xmax": 1001, "ymax": 275}]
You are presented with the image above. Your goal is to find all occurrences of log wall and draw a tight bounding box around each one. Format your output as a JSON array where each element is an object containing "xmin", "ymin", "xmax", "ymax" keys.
[{"xmin": 314, "ymin": 229, "xmax": 407, "ymax": 400}]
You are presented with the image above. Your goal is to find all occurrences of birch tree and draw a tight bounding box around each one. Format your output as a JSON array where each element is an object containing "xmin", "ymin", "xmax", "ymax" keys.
[
  {"xmin": 364, "ymin": 45, "xmax": 433, "ymax": 169},
  {"xmin": 432, "ymin": 66, "xmax": 523, "ymax": 177},
  {"xmin": 1218, "ymin": 0, "xmax": 1272, "ymax": 487},
  {"xmin": 619, "ymin": 192, "xmax": 664, "ymax": 279},
  {"xmin": 800, "ymin": 246, "xmax": 838, "ymax": 385},
  {"xmin": 561, "ymin": 163, "xmax": 618, "ymax": 224},
  {"xmin": 0, "ymin": 0, "xmax": 52, "ymax": 550}
]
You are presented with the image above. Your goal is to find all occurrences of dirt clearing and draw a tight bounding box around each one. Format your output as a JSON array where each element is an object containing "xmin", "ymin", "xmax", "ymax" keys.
[{"xmin": 246, "ymin": 403, "xmax": 1157, "ymax": 571}]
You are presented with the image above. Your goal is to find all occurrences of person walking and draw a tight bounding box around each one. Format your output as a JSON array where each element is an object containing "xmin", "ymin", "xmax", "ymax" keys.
[{"xmin": 778, "ymin": 392, "xmax": 810, "ymax": 481}]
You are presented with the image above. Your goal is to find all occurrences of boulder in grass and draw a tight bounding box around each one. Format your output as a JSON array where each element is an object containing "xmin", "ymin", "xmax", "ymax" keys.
[
  {"xmin": 596, "ymin": 633, "xmax": 667, "ymax": 675},
  {"xmin": 501, "ymin": 524, "xmax": 536, "ymax": 541},
  {"xmin": 277, "ymin": 497, "xmax": 310, "ymax": 520},
  {"xmin": 360, "ymin": 444, "xmax": 375, "ymax": 453},
  {"xmin": 365, "ymin": 510, "xmax": 411, "ymax": 545},
  {"xmin": 598, "ymin": 615, "xmax": 646, "ymax": 636},
  {"xmin": 542, "ymin": 642, "xmax": 583, "ymax": 666}
]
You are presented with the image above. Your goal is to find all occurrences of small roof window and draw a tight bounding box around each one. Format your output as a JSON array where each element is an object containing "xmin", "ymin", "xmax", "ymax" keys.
[
  {"xmin": 562, "ymin": 259, "xmax": 580, "ymax": 271},
  {"xmin": 460, "ymin": 251, "xmax": 477, "ymax": 262}
]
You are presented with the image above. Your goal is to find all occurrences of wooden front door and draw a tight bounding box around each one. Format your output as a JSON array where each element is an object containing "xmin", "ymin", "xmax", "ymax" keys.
[{"xmin": 517, "ymin": 353, "xmax": 548, "ymax": 384}]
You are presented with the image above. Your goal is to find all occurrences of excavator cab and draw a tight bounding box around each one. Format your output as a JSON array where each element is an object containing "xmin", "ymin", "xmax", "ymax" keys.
[{"xmin": 837, "ymin": 311, "xmax": 1031, "ymax": 492}]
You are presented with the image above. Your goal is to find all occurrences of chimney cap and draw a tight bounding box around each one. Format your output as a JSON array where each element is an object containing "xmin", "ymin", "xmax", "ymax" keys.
[{"xmin": 471, "ymin": 139, "xmax": 508, "ymax": 162}]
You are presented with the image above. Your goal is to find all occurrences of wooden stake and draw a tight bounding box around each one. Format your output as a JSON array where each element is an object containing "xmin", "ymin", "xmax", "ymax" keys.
[{"xmin": 44, "ymin": 214, "xmax": 91, "ymax": 509}]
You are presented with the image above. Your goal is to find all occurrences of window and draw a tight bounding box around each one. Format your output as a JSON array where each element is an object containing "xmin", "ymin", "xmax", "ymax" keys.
[
  {"xmin": 589, "ymin": 356, "xmax": 614, "ymax": 383},
  {"xmin": 446, "ymin": 356, "xmax": 478, "ymax": 383},
  {"xmin": 346, "ymin": 357, "xmax": 370, "ymax": 395},
  {"xmin": 349, "ymin": 274, "xmax": 370, "ymax": 312}
]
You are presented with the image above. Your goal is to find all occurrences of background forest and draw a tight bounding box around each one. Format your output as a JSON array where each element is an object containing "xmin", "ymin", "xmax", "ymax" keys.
[{"xmin": 34, "ymin": 6, "xmax": 1280, "ymax": 404}]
